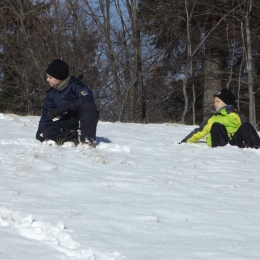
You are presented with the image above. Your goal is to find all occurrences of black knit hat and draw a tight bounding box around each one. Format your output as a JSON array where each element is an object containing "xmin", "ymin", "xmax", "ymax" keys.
[
  {"xmin": 46, "ymin": 59, "xmax": 69, "ymax": 80},
  {"xmin": 214, "ymin": 88, "xmax": 236, "ymax": 106}
]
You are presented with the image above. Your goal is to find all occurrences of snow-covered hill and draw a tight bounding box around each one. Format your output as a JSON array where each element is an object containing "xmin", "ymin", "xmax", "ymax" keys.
[{"xmin": 1, "ymin": 113, "xmax": 260, "ymax": 260}]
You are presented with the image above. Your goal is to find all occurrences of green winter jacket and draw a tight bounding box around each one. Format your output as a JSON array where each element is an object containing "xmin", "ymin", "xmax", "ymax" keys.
[{"xmin": 182, "ymin": 105, "xmax": 247, "ymax": 147}]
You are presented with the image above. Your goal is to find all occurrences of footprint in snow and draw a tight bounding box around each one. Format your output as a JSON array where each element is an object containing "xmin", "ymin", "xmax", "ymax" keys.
[
  {"xmin": 0, "ymin": 206, "xmax": 95, "ymax": 259},
  {"xmin": 98, "ymin": 143, "xmax": 131, "ymax": 153}
]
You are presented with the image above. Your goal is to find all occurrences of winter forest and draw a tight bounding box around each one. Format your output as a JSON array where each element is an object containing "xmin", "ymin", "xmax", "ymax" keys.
[{"xmin": 1, "ymin": 0, "xmax": 260, "ymax": 127}]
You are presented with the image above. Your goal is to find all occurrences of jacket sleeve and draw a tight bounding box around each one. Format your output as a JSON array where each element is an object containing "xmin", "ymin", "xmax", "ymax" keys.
[
  {"xmin": 182, "ymin": 117, "xmax": 212, "ymax": 143},
  {"xmin": 37, "ymin": 91, "xmax": 55, "ymax": 133}
]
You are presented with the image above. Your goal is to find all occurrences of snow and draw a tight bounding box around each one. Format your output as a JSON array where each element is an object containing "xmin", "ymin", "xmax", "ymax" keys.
[{"xmin": 0, "ymin": 113, "xmax": 260, "ymax": 260}]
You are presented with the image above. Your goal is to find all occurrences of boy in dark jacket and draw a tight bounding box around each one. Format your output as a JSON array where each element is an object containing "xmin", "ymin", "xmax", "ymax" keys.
[
  {"xmin": 180, "ymin": 88, "xmax": 260, "ymax": 148},
  {"xmin": 36, "ymin": 59, "xmax": 99, "ymax": 147}
]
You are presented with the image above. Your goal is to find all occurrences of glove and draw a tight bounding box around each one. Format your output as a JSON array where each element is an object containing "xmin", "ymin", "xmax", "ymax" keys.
[
  {"xmin": 49, "ymin": 101, "xmax": 77, "ymax": 119},
  {"xmin": 36, "ymin": 130, "xmax": 46, "ymax": 142},
  {"xmin": 178, "ymin": 139, "xmax": 185, "ymax": 144}
]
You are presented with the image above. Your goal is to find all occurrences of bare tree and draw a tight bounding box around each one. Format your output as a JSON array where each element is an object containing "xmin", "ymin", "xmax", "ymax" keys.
[
  {"xmin": 0, "ymin": 0, "xmax": 101, "ymax": 115},
  {"xmin": 244, "ymin": 0, "xmax": 254, "ymax": 125},
  {"xmin": 1, "ymin": 0, "xmax": 260, "ymax": 126},
  {"xmin": 181, "ymin": 0, "xmax": 196, "ymax": 124},
  {"xmin": 125, "ymin": 0, "xmax": 146, "ymax": 122},
  {"xmin": 0, "ymin": 0, "xmax": 51, "ymax": 114}
]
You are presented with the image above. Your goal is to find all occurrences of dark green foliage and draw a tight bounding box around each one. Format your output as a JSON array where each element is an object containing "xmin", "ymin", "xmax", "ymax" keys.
[{"xmin": 139, "ymin": 0, "xmax": 260, "ymax": 124}]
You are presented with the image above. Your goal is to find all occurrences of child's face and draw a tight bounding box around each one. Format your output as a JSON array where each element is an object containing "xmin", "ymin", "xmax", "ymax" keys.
[
  {"xmin": 46, "ymin": 74, "xmax": 62, "ymax": 87},
  {"xmin": 214, "ymin": 97, "xmax": 227, "ymax": 111}
]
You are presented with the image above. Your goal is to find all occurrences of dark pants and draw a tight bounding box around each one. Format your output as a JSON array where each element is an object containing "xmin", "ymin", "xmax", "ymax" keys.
[
  {"xmin": 42, "ymin": 100, "xmax": 99, "ymax": 145},
  {"xmin": 211, "ymin": 122, "xmax": 260, "ymax": 148}
]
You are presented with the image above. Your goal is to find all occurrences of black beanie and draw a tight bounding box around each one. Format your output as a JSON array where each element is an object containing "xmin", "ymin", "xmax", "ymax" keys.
[
  {"xmin": 46, "ymin": 59, "xmax": 69, "ymax": 80},
  {"xmin": 214, "ymin": 88, "xmax": 236, "ymax": 106}
]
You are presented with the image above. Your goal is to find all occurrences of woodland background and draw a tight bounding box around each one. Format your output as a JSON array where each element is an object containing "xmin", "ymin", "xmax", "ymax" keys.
[{"xmin": 1, "ymin": 0, "xmax": 260, "ymax": 127}]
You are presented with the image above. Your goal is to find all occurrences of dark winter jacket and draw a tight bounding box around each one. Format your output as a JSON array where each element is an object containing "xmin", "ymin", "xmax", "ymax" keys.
[
  {"xmin": 37, "ymin": 76, "xmax": 94, "ymax": 133},
  {"xmin": 182, "ymin": 105, "xmax": 248, "ymax": 147}
]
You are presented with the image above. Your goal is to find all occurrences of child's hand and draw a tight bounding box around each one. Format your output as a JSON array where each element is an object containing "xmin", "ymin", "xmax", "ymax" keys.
[{"xmin": 36, "ymin": 131, "xmax": 46, "ymax": 142}]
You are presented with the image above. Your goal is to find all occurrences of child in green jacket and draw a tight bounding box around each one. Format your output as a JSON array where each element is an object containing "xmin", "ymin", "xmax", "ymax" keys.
[{"xmin": 180, "ymin": 88, "xmax": 260, "ymax": 148}]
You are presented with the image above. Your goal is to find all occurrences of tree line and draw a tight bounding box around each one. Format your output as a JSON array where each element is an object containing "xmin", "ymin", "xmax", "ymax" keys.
[{"xmin": 1, "ymin": 0, "xmax": 260, "ymax": 127}]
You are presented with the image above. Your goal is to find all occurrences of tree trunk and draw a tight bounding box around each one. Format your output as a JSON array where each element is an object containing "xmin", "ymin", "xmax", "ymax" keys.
[
  {"xmin": 126, "ymin": 0, "xmax": 146, "ymax": 122},
  {"xmin": 203, "ymin": 53, "xmax": 222, "ymax": 121},
  {"xmin": 181, "ymin": 0, "xmax": 196, "ymax": 125},
  {"xmin": 245, "ymin": 0, "xmax": 254, "ymax": 126}
]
